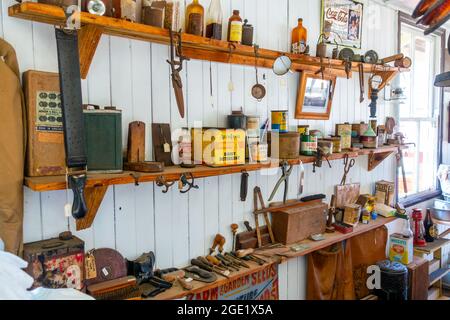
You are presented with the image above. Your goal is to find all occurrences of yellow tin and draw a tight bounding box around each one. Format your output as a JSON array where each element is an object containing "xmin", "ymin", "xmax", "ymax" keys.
[
  {"xmin": 271, "ymin": 110, "xmax": 288, "ymax": 133},
  {"xmin": 191, "ymin": 128, "xmax": 246, "ymax": 167}
]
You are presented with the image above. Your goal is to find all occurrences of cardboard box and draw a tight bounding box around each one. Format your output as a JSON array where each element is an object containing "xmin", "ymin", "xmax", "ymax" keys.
[{"xmin": 389, "ymin": 233, "xmax": 413, "ymax": 265}]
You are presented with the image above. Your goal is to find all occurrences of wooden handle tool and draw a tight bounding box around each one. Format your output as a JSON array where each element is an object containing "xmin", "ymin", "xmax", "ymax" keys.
[
  {"xmin": 231, "ymin": 223, "xmax": 239, "ymax": 251},
  {"xmin": 381, "ymin": 53, "xmax": 404, "ymax": 64},
  {"xmin": 235, "ymin": 248, "xmax": 254, "ymax": 258},
  {"xmin": 209, "ymin": 234, "xmax": 226, "ymax": 254}
]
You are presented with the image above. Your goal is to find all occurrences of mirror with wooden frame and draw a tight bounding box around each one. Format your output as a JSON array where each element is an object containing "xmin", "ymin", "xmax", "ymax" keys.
[{"xmin": 295, "ymin": 71, "xmax": 336, "ymax": 120}]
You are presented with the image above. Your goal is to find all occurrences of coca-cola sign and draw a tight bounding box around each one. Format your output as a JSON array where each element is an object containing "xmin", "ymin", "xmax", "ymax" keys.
[{"xmin": 321, "ymin": 0, "xmax": 363, "ymax": 49}]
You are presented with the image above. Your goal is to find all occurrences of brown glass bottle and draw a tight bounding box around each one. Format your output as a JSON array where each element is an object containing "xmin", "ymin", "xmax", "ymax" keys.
[
  {"xmin": 186, "ymin": 0, "xmax": 204, "ymax": 36},
  {"xmin": 424, "ymin": 208, "xmax": 437, "ymax": 242},
  {"xmin": 291, "ymin": 18, "xmax": 307, "ymax": 54},
  {"xmin": 227, "ymin": 10, "xmax": 243, "ymax": 43},
  {"xmin": 205, "ymin": 0, "xmax": 223, "ymax": 40}
]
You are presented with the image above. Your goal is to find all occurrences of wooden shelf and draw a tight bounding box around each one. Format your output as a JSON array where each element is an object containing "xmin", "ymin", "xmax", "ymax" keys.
[
  {"xmin": 429, "ymin": 268, "xmax": 450, "ymax": 287},
  {"xmin": 146, "ymin": 216, "xmax": 397, "ymax": 300},
  {"xmin": 24, "ymin": 145, "xmax": 400, "ymax": 192},
  {"xmin": 414, "ymin": 238, "xmax": 450, "ymax": 254},
  {"xmin": 9, "ymin": 2, "xmax": 407, "ymax": 82}
]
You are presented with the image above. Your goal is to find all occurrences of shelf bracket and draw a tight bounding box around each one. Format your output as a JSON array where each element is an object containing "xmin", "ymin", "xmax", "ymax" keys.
[
  {"xmin": 75, "ymin": 185, "xmax": 108, "ymax": 231},
  {"xmin": 368, "ymin": 70, "xmax": 398, "ymax": 98},
  {"xmin": 368, "ymin": 151, "xmax": 394, "ymax": 172},
  {"xmin": 78, "ymin": 24, "xmax": 103, "ymax": 79}
]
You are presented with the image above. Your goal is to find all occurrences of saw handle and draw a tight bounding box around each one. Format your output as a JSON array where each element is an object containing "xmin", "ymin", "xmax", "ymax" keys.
[{"xmin": 68, "ymin": 174, "xmax": 87, "ymax": 219}]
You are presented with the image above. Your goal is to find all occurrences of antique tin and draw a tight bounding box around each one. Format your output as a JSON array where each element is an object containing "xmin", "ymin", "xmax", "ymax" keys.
[
  {"xmin": 297, "ymin": 125, "xmax": 309, "ymax": 136},
  {"xmin": 370, "ymin": 119, "xmax": 377, "ymax": 132},
  {"xmin": 242, "ymin": 20, "xmax": 254, "ymax": 46},
  {"xmin": 246, "ymin": 115, "xmax": 260, "ymax": 131},
  {"xmin": 228, "ymin": 111, "xmax": 247, "ymax": 129},
  {"xmin": 271, "ymin": 110, "xmax": 288, "ymax": 133},
  {"xmin": 335, "ymin": 123, "xmax": 352, "ymax": 149},
  {"xmin": 361, "ymin": 126, "xmax": 378, "ymax": 148},
  {"xmin": 318, "ymin": 139, "xmax": 333, "ymax": 155},
  {"xmin": 343, "ymin": 204, "xmax": 362, "ymax": 227},
  {"xmin": 142, "ymin": 5, "xmax": 165, "ymax": 28},
  {"xmin": 352, "ymin": 122, "xmax": 368, "ymax": 145},
  {"xmin": 83, "ymin": 106, "xmax": 123, "ymax": 173},
  {"xmin": 375, "ymin": 180, "xmax": 395, "ymax": 207},
  {"xmin": 23, "ymin": 235, "xmax": 85, "ymax": 289},
  {"xmin": 271, "ymin": 201, "xmax": 328, "ymax": 245},
  {"xmin": 249, "ymin": 143, "xmax": 268, "ymax": 163},
  {"xmin": 192, "ymin": 128, "xmax": 246, "ymax": 167},
  {"xmin": 270, "ymin": 132, "xmax": 300, "ymax": 159},
  {"xmin": 377, "ymin": 125, "xmax": 386, "ymax": 146},
  {"xmin": 300, "ymin": 134, "xmax": 317, "ymax": 156},
  {"xmin": 324, "ymin": 137, "xmax": 341, "ymax": 153}
]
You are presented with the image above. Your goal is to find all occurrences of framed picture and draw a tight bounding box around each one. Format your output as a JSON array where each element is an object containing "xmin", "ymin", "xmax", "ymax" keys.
[
  {"xmin": 295, "ymin": 71, "xmax": 336, "ymax": 120},
  {"xmin": 321, "ymin": 0, "xmax": 364, "ymax": 49}
]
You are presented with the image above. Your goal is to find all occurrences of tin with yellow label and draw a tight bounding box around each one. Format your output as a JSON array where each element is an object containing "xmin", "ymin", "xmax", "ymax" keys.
[
  {"xmin": 271, "ymin": 110, "xmax": 288, "ymax": 133},
  {"xmin": 191, "ymin": 128, "xmax": 246, "ymax": 167},
  {"xmin": 297, "ymin": 125, "xmax": 309, "ymax": 136}
]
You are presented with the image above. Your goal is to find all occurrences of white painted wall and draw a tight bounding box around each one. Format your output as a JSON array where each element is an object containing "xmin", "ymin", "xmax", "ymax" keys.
[{"xmin": 1, "ymin": 0, "xmax": 401, "ymax": 299}]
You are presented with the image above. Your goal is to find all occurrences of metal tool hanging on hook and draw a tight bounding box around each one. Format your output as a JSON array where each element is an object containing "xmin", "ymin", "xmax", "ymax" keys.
[
  {"xmin": 268, "ymin": 161, "xmax": 293, "ymax": 204},
  {"xmin": 178, "ymin": 173, "xmax": 199, "ymax": 193},
  {"xmin": 340, "ymin": 154, "xmax": 355, "ymax": 185},
  {"xmin": 167, "ymin": 29, "xmax": 190, "ymax": 119}
]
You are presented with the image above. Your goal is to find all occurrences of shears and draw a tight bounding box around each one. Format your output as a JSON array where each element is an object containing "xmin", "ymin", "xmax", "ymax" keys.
[
  {"xmin": 340, "ymin": 154, "xmax": 355, "ymax": 185},
  {"xmin": 269, "ymin": 161, "xmax": 294, "ymax": 203}
]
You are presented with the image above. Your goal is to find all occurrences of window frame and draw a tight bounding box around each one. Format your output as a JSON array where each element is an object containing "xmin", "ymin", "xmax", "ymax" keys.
[{"xmin": 397, "ymin": 12, "xmax": 446, "ymax": 208}]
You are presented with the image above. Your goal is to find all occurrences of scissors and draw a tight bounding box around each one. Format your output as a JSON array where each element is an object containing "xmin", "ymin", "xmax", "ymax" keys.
[
  {"xmin": 340, "ymin": 154, "xmax": 355, "ymax": 185},
  {"xmin": 269, "ymin": 161, "xmax": 293, "ymax": 203}
]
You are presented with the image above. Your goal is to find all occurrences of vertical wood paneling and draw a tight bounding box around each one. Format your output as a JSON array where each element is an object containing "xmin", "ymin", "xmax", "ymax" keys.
[{"xmin": 8, "ymin": 0, "xmax": 402, "ymax": 299}]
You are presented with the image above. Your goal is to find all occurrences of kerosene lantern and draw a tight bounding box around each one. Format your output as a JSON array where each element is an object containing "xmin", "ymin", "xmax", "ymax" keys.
[{"xmin": 411, "ymin": 208, "xmax": 426, "ymax": 247}]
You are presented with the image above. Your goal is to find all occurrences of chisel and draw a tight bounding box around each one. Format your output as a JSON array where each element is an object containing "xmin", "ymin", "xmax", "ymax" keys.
[
  {"xmin": 215, "ymin": 254, "xmax": 240, "ymax": 271},
  {"xmin": 224, "ymin": 253, "xmax": 250, "ymax": 268},
  {"xmin": 191, "ymin": 259, "xmax": 230, "ymax": 279},
  {"xmin": 198, "ymin": 256, "xmax": 227, "ymax": 272}
]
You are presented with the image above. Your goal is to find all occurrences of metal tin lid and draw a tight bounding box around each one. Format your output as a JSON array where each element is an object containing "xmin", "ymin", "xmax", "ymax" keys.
[{"xmin": 376, "ymin": 260, "xmax": 408, "ymax": 274}]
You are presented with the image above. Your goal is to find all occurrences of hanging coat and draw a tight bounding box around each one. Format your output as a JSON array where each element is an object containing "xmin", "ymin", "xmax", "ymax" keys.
[{"xmin": 0, "ymin": 38, "xmax": 26, "ymax": 255}]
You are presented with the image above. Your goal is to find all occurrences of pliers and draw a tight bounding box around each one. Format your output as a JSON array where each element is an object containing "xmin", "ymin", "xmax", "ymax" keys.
[{"xmin": 268, "ymin": 161, "xmax": 293, "ymax": 203}]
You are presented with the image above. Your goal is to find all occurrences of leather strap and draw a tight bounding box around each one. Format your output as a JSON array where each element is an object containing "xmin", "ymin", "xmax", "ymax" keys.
[
  {"xmin": 55, "ymin": 28, "xmax": 87, "ymax": 168},
  {"xmin": 55, "ymin": 28, "xmax": 87, "ymax": 219}
]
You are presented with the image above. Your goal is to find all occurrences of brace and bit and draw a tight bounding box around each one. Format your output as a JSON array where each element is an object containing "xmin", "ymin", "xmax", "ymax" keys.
[{"xmin": 268, "ymin": 161, "xmax": 293, "ymax": 203}]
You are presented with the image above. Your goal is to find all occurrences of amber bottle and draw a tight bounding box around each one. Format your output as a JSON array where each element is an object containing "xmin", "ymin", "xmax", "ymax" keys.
[
  {"xmin": 227, "ymin": 10, "xmax": 243, "ymax": 43},
  {"xmin": 186, "ymin": 0, "xmax": 204, "ymax": 36},
  {"xmin": 291, "ymin": 18, "xmax": 307, "ymax": 54},
  {"xmin": 206, "ymin": 0, "xmax": 223, "ymax": 40}
]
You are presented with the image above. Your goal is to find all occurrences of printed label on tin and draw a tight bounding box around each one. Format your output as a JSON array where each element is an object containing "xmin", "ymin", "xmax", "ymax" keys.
[{"xmin": 36, "ymin": 91, "xmax": 63, "ymax": 132}]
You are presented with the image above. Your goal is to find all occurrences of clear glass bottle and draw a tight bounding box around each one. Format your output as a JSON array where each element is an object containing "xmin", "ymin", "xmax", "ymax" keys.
[
  {"xmin": 205, "ymin": 0, "xmax": 223, "ymax": 40},
  {"xmin": 185, "ymin": 0, "xmax": 204, "ymax": 36},
  {"xmin": 227, "ymin": 10, "xmax": 243, "ymax": 43},
  {"xmin": 291, "ymin": 18, "xmax": 307, "ymax": 54}
]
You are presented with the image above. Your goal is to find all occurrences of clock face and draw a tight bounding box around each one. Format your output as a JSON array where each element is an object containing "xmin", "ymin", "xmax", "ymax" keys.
[{"xmin": 252, "ymin": 84, "xmax": 266, "ymax": 100}]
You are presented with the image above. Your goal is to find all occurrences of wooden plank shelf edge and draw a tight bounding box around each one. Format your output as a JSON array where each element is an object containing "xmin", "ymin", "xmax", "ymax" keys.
[
  {"xmin": 24, "ymin": 146, "xmax": 401, "ymax": 192},
  {"xmin": 148, "ymin": 216, "xmax": 397, "ymax": 300},
  {"xmin": 9, "ymin": 2, "xmax": 408, "ymax": 80}
]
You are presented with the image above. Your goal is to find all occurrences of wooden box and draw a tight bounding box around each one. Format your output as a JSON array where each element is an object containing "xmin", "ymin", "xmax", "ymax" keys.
[
  {"xmin": 271, "ymin": 202, "xmax": 328, "ymax": 245},
  {"xmin": 23, "ymin": 236, "xmax": 85, "ymax": 290},
  {"xmin": 23, "ymin": 70, "xmax": 65, "ymax": 177},
  {"xmin": 407, "ymin": 256, "xmax": 429, "ymax": 300}
]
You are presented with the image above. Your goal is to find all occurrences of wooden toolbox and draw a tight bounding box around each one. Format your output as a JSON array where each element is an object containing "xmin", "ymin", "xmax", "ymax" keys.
[{"xmin": 271, "ymin": 201, "xmax": 328, "ymax": 245}]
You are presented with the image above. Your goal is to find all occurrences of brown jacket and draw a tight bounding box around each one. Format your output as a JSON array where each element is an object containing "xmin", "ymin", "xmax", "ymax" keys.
[{"xmin": 0, "ymin": 38, "xmax": 26, "ymax": 255}]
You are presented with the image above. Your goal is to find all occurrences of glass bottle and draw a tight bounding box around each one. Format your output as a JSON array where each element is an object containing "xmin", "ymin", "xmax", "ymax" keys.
[
  {"xmin": 185, "ymin": 0, "xmax": 204, "ymax": 36},
  {"xmin": 424, "ymin": 208, "xmax": 437, "ymax": 242},
  {"xmin": 291, "ymin": 18, "xmax": 307, "ymax": 54},
  {"xmin": 205, "ymin": 0, "xmax": 223, "ymax": 40},
  {"xmin": 227, "ymin": 10, "xmax": 243, "ymax": 43},
  {"xmin": 400, "ymin": 215, "xmax": 413, "ymax": 238}
]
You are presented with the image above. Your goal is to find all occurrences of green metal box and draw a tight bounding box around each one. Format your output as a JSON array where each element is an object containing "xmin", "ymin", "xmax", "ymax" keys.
[{"xmin": 83, "ymin": 106, "xmax": 123, "ymax": 173}]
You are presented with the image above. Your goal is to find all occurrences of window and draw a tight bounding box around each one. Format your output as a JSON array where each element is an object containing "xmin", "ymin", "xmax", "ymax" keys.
[{"xmin": 397, "ymin": 14, "xmax": 445, "ymax": 205}]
